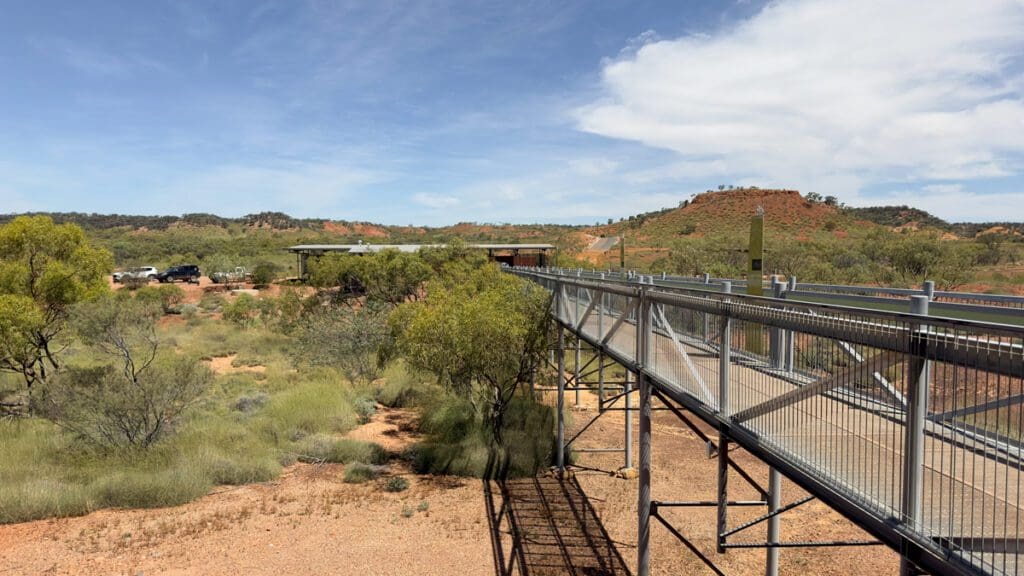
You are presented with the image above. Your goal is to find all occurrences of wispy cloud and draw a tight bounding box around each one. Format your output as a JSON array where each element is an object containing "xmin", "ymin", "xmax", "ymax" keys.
[
  {"xmin": 413, "ymin": 193, "xmax": 460, "ymax": 209},
  {"xmin": 34, "ymin": 36, "xmax": 167, "ymax": 76},
  {"xmin": 576, "ymin": 0, "xmax": 1024, "ymax": 208}
]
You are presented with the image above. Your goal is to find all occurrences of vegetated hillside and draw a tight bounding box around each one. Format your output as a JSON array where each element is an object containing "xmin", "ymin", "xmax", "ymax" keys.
[
  {"xmin": 843, "ymin": 206, "xmax": 950, "ymax": 230},
  {"xmin": 952, "ymin": 222, "xmax": 1024, "ymax": 238},
  {"xmin": 0, "ymin": 210, "xmax": 582, "ymax": 268},
  {"xmin": 588, "ymin": 188, "xmax": 850, "ymax": 244}
]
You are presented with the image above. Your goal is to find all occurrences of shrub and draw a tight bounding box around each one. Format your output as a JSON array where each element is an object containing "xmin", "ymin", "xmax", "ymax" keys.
[
  {"xmin": 135, "ymin": 284, "xmax": 186, "ymax": 313},
  {"xmin": 199, "ymin": 293, "xmax": 227, "ymax": 312},
  {"xmin": 296, "ymin": 435, "xmax": 386, "ymax": 464},
  {"xmin": 343, "ymin": 462, "xmax": 382, "ymax": 484},
  {"xmin": 411, "ymin": 395, "xmax": 555, "ymax": 479},
  {"xmin": 295, "ymin": 304, "xmax": 390, "ymax": 385},
  {"xmin": 251, "ymin": 261, "xmax": 280, "ymax": 287},
  {"xmin": 35, "ymin": 356, "xmax": 213, "ymax": 450},
  {"xmin": 35, "ymin": 297, "xmax": 211, "ymax": 450},
  {"xmin": 385, "ymin": 476, "xmax": 410, "ymax": 493},
  {"xmin": 233, "ymin": 392, "xmax": 270, "ymax": 413},
  {"xmin": 223, "ymin": 293, "xmax": 259, "ymax": 328},
  {"xmin": 122, "ymin": 275, "xmax": 151, "ymax": 290},
  {"xmin": 376, "ymin": 363, "xmax": 426, "ymax": 408},
  {"xmin": 354, "ymin": 398, "xmax": 377, "ymax": 424},
  {"xmin": 258, "ymin": 379, "xmax": 359, "ymax": 441}
]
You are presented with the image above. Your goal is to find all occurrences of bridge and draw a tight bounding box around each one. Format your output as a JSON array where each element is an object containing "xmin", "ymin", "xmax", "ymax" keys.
[{"xmin": 511, "ymin": 267, "xmax": 1024, "ymax": 576}]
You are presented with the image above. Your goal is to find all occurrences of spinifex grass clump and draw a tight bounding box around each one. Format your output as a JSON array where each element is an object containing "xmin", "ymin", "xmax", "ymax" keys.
[{"xmin": 343, "ymin": 462, "xmax": 384, "ymax": 484}]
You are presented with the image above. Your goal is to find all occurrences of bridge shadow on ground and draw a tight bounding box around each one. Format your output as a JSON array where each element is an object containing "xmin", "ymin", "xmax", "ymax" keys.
[{"xmin": 484, "ymin": 473, "xmax": 632, "ymax": 576}]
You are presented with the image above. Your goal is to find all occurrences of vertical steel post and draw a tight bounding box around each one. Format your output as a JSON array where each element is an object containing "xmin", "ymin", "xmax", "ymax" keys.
[
  {"xmin": 719, "ymin": 281, "xmax": 732, "ymax": 415},
  {"xmin": 637, "ymin": 288, "xmax": 652, "ymax": 576},
  {"xmin": 922, "ymin": 280, "xmax": 935, "ymax": 301},
  {"xmin": 766, "ymin": 468, "xmax": 782, "ymax": 576},
  {"xmin": 557, "ymin": 325, "xmax": 566, "ymax": 475},
  {"xmin": 574, "ymin": 336, "xmax": 582, "ymax": 407},
  {"xmin": 770, "ymin": 277, "xmax": 784, "ymax": 369},
  {"xmin": 598, "ymin": 350, "xmax": 605, "ymax": 414},
  {"xmin": 624, "ymin": 370, "xmax": 633, "ymax": 469},
  {"xmin": 900, "ymin": 295, "xmax": 930, "ymax": 576},
  {"xmin": 785, "ymin": 277, "xmax": 795, "ymax": 373},
  {"xmin": 717, "ymin": 281, "xmax": 732, "ymax": 555}
]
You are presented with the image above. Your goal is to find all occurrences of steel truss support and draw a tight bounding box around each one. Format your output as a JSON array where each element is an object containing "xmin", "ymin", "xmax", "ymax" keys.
[{"xmin": 523, "ymin": 269, "xmax": 988, "ymax": 576}]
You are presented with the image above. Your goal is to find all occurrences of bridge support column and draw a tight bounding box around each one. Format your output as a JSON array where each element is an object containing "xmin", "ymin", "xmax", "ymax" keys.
[
  {"xmin": 637, "ymin": 289, "xmax": 652, "ymax": 576},
  {"xmin": 717, "ymin": 281, "xmax": 732, "ymax": 555},
  {"xmin": 624, "ymin": 370, "xmax": 633, "ymax": 469},
  {"xmin": 557, "ymin": 326, "xmax": 566, "ymax": 475},
  {"xmin": 574, "ymin": 336, "xmax": 581, "ymax": 407},
  {"xmin": 766, "ymin": 468, "xmax": 782, "ymax": 576}
]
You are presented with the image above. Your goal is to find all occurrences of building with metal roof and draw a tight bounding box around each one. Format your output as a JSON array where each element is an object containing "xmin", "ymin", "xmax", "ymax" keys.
[{"xmin": 287, "ymin": 243, "xmax": 556, "ymax": 278}]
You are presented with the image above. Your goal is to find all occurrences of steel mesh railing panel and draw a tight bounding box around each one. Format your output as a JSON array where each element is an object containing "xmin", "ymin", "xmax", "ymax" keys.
[{"xmin": 515, "ymin": 269, "xmax": 1024, "ymax": 576}]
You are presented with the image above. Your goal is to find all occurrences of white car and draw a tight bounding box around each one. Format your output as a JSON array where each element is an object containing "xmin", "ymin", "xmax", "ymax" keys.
[{"xmin": 113, "ymin": 266, "xmax": 158, "ymax": 283}]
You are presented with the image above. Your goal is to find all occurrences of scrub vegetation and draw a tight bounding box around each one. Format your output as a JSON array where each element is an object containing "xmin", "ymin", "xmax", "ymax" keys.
[{"xmin": 0, "ymin": 217, "xmax": 557, "ymax": 524}]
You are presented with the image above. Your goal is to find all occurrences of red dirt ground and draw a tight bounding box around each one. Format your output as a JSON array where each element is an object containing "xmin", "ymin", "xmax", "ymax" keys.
[{"xmin": 0, "ymin": 389, "xmax": 899, "ymax": 575}]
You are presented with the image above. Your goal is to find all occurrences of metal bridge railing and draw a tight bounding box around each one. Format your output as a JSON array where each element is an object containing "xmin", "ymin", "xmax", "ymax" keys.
[{"xmin": 518, "ymin": 267, "xmax": 1024, "ymax": 576}]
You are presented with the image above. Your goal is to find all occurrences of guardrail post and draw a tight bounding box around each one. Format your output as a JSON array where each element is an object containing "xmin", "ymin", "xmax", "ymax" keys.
[
  {"xmin": 900, "ymin": 295, "xmax": 930, "ymax": 576},
  {"xmin": 703, "ymin": 272, "xmax": 711, "ymax": 284},
  {"xmin": 922, "ymin": 280, "xmax": 935, "ymax": 301},
  {"xmin": 770, "ymin": 277, "xmax": 784, "ymax": 369},
  {"xmin": 785, "ymin": 276, "xmax": 795, "ymax": 373},
  {"xmin": 557, "ymin": 324, "xmax": 566, "ymax": 475},
  {"xmin": 719, "ymin": 281, "xmax": 732, "ymax": 414},
  {"xmin": 637, "ymin": 287, "xmax": 652, "ymax": 576}
]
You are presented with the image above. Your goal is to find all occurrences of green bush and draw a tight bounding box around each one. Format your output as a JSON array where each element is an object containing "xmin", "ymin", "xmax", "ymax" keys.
[
  {"xmin": 385, "ymin": 476, "xmax": 410, "ymax": 492},
  {"xmin": 295, "ymin": 435, "xmax": 386, "ymax": 464},
  {"xmin": 354, "ymin": 398, "xmax": 377, "ymax": 424},
  {"xmin": 411, "ymin": 395, "xmax": 555, "ymax": 479},
  {"xmin": 257, "ymin": 378, "xmax": 359, "ymax": 441},
  {"xmin": 251, "ymin": 261, "xmax": 280, "ymax": 287},
  {"xmin": 343, "ymin": 462, "xmax": 382, "ymax": 484},
  {"xmin": 135, "ymin": 284, "xmax": 186, "ymax": 313},
  {"xmin": 223, "ymin": 293, "xmax": 259, "ymax": 328},
  {"xmin": 89, "ymin": 466, "xmax": 211, "ymax": 509},
  {"xmin": 376, "ymin": 363, "xmax": 428, "ymax": 408}
]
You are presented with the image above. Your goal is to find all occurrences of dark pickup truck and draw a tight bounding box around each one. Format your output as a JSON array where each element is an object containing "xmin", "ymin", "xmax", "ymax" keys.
[{"xmin": 156, "ymin": 264, "xmax": 201, "ymax": 284}]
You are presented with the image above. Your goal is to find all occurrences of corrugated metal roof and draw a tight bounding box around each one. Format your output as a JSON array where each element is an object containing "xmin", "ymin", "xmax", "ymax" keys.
[{"xmin": 287, "ymin": 243, "xmax": 555, "ymax": 253}]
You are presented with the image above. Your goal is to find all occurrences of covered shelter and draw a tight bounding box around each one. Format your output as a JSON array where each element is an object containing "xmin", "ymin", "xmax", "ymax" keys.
[{"xmin": 287, "ymin": 243, "xmax": 555, "ymax": 279}]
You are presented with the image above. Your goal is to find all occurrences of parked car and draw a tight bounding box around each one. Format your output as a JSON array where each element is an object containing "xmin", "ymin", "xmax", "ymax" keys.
[
  {"xmin": 156, "ymin": 264, "xmax": 201, "ymax": 284},
  {"xmin": 113, "ymin": 266, "xmax": 158, "ymax": 283},
  {"xmin": 210, "ymin": 266, "xmax": 252, "ymax": 284}
]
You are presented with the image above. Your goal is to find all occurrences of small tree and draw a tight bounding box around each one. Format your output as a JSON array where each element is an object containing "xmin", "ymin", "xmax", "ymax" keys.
[
  {"xmin": 296, "ymin": 303, "xmax": 390, "ymax": 385},
  {"xmin": 387, "ymin": 266, "xmax": 550, "ymax": 443},
  {"xmin": 0, "ymin": 216, "xmax": 113, "ymax": 392},
  {"xmin": 33, "ymin": 297, "xmax": 211, "ymax": 449}
]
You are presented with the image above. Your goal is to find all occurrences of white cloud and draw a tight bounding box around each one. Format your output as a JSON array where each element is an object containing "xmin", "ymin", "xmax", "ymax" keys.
[
  {"xmin": 576, "ymin": 0, "xmax": 1024, "ymax": 212},
  {"xmin": 413, "ymin": 193, "xmax": 460, "ymax": 209}
]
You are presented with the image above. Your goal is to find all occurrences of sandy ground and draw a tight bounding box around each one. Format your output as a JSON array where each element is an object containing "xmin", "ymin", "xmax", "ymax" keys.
[{"xmin": 0, "ymin": 390, "xmax": 900, "ymax": 576}]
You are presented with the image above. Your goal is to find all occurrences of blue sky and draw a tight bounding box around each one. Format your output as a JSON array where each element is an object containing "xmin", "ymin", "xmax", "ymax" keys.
[{"xmin": 2, "ymin": 0, "xmax": 1024, "ymax": 225}]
